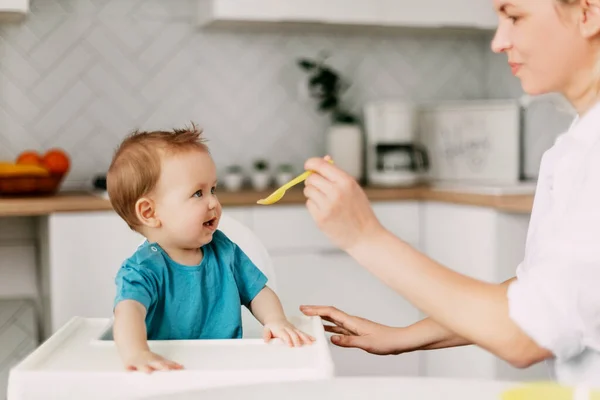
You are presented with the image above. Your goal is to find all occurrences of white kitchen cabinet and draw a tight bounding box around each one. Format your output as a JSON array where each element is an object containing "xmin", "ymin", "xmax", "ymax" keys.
[
  {"xmin": 252, "ymin": 201, "xmax": 423, "ymax": 377},
  {"xmin": 420, "ymin": 202, "xmax": 548, "ymax": 382},
  {"xmin": 0, "ymin": 0, "xmax": 28, "ymax": 21},
  {"xmin": 38, "ymin": 211, "xmax": 144, "ymax": 337},
  {"xmin": 272, "ymin": 251, "xmax": 421, "ymax": 377},
  {"xmin": 197, "ymin": 0, "xmax": 498, "ymax": 30},
  {"xmin": 251, "ymin": 201, "xmax": 421, "ymax": 252}
]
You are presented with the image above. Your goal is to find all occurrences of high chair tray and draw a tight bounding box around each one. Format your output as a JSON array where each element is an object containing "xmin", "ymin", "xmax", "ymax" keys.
[{"xmin": 7, "ymin": 316, "xmax": 334, "ymax": 400}]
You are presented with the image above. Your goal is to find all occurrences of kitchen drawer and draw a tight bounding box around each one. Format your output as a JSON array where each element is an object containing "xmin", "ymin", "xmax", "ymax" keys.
[{"xmin": 251, "ymin": 202, "xmax": 421, "ymax": 252}]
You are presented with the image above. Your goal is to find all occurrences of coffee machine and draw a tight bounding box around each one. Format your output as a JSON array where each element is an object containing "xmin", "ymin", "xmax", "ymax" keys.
[{"xmin": 363, "ymin": 100, "xmax": 429, "ymax": 187}]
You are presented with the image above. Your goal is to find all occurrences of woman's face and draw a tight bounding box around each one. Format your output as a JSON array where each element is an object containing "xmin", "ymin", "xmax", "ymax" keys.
[{"xmin": 491, "ymin": 0, "xmax": 598, "ymax": 97}]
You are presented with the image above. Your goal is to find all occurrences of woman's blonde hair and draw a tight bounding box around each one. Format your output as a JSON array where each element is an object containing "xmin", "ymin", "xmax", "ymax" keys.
[{"xmin": 554, "ymin": 0, "xmax": 600, "ymax": 85}]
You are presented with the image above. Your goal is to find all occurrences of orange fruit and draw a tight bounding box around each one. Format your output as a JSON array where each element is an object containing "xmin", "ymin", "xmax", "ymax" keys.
[
  {"xmin": 42, "ymin": 149, "xmax": 70, "ymax": 175},
  {"xmin": 16, "ymin": 151, "xmax": 42, "ymax": 166}
]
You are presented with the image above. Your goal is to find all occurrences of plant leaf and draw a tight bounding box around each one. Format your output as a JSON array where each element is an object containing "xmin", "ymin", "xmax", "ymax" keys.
[{"xmin": 298, "ymin": 59, "xmax": 316, "ymax": 71}]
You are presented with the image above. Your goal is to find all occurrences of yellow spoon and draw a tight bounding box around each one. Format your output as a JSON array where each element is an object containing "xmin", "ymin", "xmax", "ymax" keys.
[{"xmin": 257, "ymin": 159, "xmax": 333, "ymax": 205}]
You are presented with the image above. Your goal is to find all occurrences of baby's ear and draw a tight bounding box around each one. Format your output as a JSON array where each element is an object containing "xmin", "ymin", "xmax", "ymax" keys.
[
  {"xmin": 135, "ymin": 197, "xmax": 161, "ymax": 228},
  {"xmin": 580, "ymin": 0, "xmax": 600, "ymax": 38}
]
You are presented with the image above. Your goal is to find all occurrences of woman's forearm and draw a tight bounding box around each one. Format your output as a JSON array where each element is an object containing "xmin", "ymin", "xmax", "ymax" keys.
[
  {"xmin": 348, "ymin": 229, "xmax": 550, "ymax": 366},
  {"xmin": 407, "ymin": 317, "xmax": 471, "ymax": 351},
  {"xmin": 410, "ymin": 280, "xmax": 519, "ymax": 350}
]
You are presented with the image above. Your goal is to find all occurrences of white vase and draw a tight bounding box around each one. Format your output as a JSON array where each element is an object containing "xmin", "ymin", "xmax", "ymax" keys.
[
  {"xmin": 223, "ymin": 173, "xmax": 244, "ymax": 191},
  {"xmin": 326, "ymin": 123, "xmax": 363, "ymax": 180},
  {"xmin": 275, "ymin": 171, "xmax": 294, "ymax": 187},
  {"xmin": 251, "ymin": 171, "xmax": 271, "ymax": 191}
]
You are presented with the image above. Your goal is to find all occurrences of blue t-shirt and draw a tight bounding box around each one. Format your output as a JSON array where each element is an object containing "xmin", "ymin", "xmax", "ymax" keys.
[{"xmin": 114, "ymin": 230, "xmax": 267, "ymax": 340}]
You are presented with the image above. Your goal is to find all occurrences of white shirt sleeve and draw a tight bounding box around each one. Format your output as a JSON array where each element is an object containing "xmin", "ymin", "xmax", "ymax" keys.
[{"xmin": 507, "ymin": 145, "xmax": 600, "ymax": 361}]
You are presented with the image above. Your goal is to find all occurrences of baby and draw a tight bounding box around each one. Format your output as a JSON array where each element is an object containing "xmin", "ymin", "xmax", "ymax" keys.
[{"xmin": 106, "ymin": 124, "xmax": 313, "ymax": 373}]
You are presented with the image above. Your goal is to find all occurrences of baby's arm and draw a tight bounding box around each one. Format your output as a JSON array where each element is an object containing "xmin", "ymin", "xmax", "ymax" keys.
[
  {"xmin": 113, "ymin": 300, "xmax": 183, "ymax": 373},
  {"xmin": 249, "ymin": 287, "xmax": 315, "ymax": 346}
]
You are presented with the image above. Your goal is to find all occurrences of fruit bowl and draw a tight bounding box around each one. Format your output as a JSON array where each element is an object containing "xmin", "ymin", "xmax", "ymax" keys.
[
  {"xmin": 0, "ymin": 149, "xmax": 70, "ymax": 196},
  {"xmin": 0, "ymin": 172, "xmax": 67, "ymax": 196}
]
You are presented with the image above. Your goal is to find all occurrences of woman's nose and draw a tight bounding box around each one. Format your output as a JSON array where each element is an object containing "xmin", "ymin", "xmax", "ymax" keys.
[{"xmin": 491, "ymin": 24, "xmax": 511, "ymax": 53}]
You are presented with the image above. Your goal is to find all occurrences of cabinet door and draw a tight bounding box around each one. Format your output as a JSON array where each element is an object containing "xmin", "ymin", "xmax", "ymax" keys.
[
  {"xmin": 199, "ymin": 0, "xmax": 497, "ymax": 30},
  {"xmin": 420, "ymin": 203, "xmax": 546, "ymax": 381},
  {"xmin": 252, "ymin": 202, "xmax": 421, "ymax": 253},
  {"xmin": 0, "ymin": 0, "xmax": 28, "ymax": 13},
  {"xmin": 272, "ymin": 251, "xmax": 421, "ymax": 377},
  {"xmin": 373, "ymin": 201, "xmax": 420, "ymax": 249},
  {"xmin": 383, "ymin": 0, "xmax": 497, "ymax": 29},
  {"xmin": 39, "ymin": 212, "xmax": 144, "ymax": 336},
  {"xmin": 421, "ymin": 203, "xmax": 499, "ymax": 379}
]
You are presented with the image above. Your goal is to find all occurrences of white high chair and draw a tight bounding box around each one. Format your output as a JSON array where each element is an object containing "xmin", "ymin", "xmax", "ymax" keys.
[
  {"xmin": 5, "ymin": 214, "xmax": 333, "ymax": 400},
  {"xmin": 138, "ymin": 212, "xmax": 277, "ymax": 339}
]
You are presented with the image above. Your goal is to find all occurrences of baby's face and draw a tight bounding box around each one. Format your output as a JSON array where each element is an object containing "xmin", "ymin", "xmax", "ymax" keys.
[{"xmin": 152, "ymin": 149, "xmax": 221, "ymax": 249}]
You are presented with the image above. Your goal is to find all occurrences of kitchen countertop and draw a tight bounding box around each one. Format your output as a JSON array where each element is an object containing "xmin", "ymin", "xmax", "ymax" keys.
[{"xmin": 0, "ymin": 185, "xmax": 535, "ymax": 217}]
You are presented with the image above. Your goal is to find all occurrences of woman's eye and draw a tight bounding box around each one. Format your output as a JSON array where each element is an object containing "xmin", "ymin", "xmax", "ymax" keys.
[
  {"xmin": 193, "ymin": 190, "xmax": 202, "ymax": 198},
  {"xmin": 211, "ymin": 187, "xmax": 216, "ymax": 194},
  {"xmin": 508, "ymin": 15, "xmax": 519, "ymax": 23}
]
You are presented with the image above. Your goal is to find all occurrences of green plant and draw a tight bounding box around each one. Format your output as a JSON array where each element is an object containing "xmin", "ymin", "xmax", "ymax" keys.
[
  {"xmin": 226, "ymin": 165, "xmax": 242, "ymax": 174},
  {"xmin": 253, "ymin": 159, "xmax": 269, "ymax": 171},
  {"xmin": 297, "ymin": 53, "xmax": 359, "ymax": 124},
  {"xmin": 277, "ymin": 163, "xmax": 294, "ymax": 173}
]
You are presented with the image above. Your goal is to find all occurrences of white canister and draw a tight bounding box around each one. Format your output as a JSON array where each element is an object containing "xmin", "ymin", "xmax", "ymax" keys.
[{"xmin": 325, "ymin": 124, "xmax": 363, "ymax": 180}]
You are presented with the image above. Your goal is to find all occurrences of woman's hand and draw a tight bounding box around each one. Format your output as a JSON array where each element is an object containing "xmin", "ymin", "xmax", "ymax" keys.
[
  {"xmin": 300, "ymin": 305, "xmax": 412, "ymax": 355},
  {"xmin": 303, "ymin": 156, "xmax": 385, "ymax": 252}
]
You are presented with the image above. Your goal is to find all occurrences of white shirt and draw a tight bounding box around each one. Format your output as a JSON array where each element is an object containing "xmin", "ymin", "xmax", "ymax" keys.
[{"xmin": 507, "ymin": 101, "xmax": 600, "ymax": 386}]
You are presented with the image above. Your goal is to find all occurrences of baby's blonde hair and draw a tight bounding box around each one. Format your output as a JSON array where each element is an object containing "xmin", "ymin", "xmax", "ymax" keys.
[{"xmin": 107, "ymin": 123, "xmax": 209, "ymax": 231}]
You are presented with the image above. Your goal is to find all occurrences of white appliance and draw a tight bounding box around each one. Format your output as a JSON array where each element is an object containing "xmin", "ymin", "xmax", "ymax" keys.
[
  {"xmin": 418, "ymin": 97, "xmax": 575, "ymax": 187},
  {"xmin": 419, "ymin": 99, "xmax": 523, "ymax": 184},
  {"xmin": 363, "ymin": 100, "xmax": 429, "ymax": 187}
]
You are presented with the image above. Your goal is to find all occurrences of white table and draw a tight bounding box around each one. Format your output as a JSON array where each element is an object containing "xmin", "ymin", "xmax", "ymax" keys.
[{"xmin": 143, "ymin": 377, "xmax": 520, "ymax": 400}]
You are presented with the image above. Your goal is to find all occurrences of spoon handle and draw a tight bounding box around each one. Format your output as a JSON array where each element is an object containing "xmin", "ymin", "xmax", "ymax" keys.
[{"xmin": 280, "ymin": 170, "xmax": 312, "ymax": 191}]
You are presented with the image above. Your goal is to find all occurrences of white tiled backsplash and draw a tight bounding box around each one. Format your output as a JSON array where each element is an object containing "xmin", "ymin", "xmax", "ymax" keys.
[{"xmin": 0, "ymin": 0, "xmax": 553, "ymax": 189}]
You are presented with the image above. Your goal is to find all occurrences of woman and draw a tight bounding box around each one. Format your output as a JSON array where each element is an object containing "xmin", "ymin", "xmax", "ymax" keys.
[{"xmin": 300, "ymin": 0, "xmax": 600, "ymax": 386}]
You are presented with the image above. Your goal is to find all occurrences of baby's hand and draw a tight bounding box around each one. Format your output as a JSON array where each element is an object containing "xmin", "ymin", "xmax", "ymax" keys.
[
  {"xmin": 263, "ymin": 320, "xmax": 315, "ymax": 347},
  {"xmin": 124, "ymin": 350, "xmax": 183, "ymax": 373}
]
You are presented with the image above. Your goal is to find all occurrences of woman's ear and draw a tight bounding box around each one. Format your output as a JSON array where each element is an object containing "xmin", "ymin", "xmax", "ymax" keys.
[
  {"xmin": 135, "ymin": 197, "xmax": 161, "ymax": 228},
  {"xmin": 580, "ymin": 0, "xmax": 600, "ymax": 38}
]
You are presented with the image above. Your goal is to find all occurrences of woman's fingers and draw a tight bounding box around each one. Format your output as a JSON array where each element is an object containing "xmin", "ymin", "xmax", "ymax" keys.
[
  {"xmin": 304, "ymin": 173, "xmax": 337, "ymax": 197},
  {"xmin": 304, "ymin": 157, "xmax": 345, "ymax": 182},
  {"xmin": 324, "ymin": 325, "xmax": 353, "ymax": 336},
  {"xmin": 330, "ymin": 334, "xmax": 369, "ymax": 349},
  {"xmin": 303, "ymin": 185, "xmax": 328, "ymax": 212},
  {"xmin": 300, "ymin": 305, "xmax": 357, "ymax": 333}
]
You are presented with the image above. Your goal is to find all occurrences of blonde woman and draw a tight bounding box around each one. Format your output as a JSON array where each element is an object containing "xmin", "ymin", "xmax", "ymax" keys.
[{"xmin": 300, "ymin": 0, "xmax": 600, "ymax": 386}]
